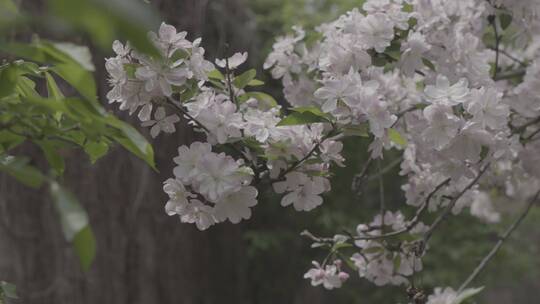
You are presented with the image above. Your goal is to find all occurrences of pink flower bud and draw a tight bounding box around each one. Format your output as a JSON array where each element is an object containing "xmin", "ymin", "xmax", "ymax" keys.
[{"xmin": 338, "ymin": 271, "xmax": 350, "ymax": 282}]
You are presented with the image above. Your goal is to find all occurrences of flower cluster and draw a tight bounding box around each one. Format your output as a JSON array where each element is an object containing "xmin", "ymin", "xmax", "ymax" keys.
[
  {"xmin": 163, "ymin": 142, "xmax": 256, "ymax": 230},
  {"xmin": 350, "ymin": 211, "xmax": 426, "ymax": 287},
  {"xmin": 304, "ymin": 260, "xmax": 349, "ymax": 290},
  {"xmin": 107, "ymin": 0, "xmax": 540, "ymax": 300},
  {"xmin": 106, "ymin": 22, "xmax": 345, "ymax": 230}
]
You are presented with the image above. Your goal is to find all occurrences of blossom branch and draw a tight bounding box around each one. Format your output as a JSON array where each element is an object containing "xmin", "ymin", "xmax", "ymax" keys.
[
  {"xmin": 378, "ymin": 159, "xmax": 386, "ymax": 227},
  {"xmin": 489, "ymin": 15, "xmax": 502, "ymax": 78},
  {"xmin": 423, "ymin": 164, "xmax": 490, "ymax": 243},
  {"xmin": 276, "ymin": 130, "xmax": 338, "ymax": 180},
  {"xmin": 165, "ymin": 97, "xmax": 210, "ymax": 133},
  {"xmin": 302, "ymin": 177, "xmax": 451, "ymax": 244}
]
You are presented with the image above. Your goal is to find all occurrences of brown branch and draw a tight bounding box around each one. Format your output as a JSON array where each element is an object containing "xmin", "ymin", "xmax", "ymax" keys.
[
  {"xmin": 457, "ymin": 190, "xmax": 540, "ymax": 293},
  {"xmin": 423, "ymin": 164, "xmax": 490, "ymax": 243}
]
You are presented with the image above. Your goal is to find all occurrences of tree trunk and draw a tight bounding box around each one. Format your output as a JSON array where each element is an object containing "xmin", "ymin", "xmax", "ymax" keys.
[{"xmin": 0, "ymin": 1, "xmax": 258, "ymax": 303}]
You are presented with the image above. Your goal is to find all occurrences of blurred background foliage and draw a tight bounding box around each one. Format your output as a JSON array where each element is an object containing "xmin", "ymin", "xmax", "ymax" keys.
[{"xmin": 0, "ymin": 0, "xmax": 539, "ymax": 303}]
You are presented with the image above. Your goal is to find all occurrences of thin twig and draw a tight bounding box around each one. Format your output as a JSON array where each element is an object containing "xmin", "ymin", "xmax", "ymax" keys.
[
  {"xmin": 165, "ymin": 97, "xmax": 210, "ymax": 132},
  {"xmin": 488, "ymin": 46, "xmax": 527, "ymax": 67},
  {"xmin": 490, "ymin": 16, "xmax": 501, "ymax": 79},
  {"xmin": 423, "ymin": 164, "xmax": 490, "ymax": 243},
  {"xmin": 457, "ymin": 190, "xmax": 540, "ymax": 293},
  {"xmin": 275, "ymin": 131, "xmax": 335, "ymax": 180},
  {"xmin": 352, "ymin": 158, "xmax": 373, "ymax": 194},
  {"xmin": 302, "ymin": 178, "xmax": 452, "ymax": 244},
  {"xmin": 224, "ymin": 56, "xmax": 237, "ymax": 106},
  {"xmin": 378, "ymin": 159, "xmax": 386, "ymax": 228},
  {"xmin": 493, "ymin": 68, "xmax": 526, "ymax": 81},
  {"xmin": 524, "ymin": 127, "xmax": 540, "ymax": 142},
  {"xmin": 367, "ymin": 157, "xmax": 402, "ymax": 182}
]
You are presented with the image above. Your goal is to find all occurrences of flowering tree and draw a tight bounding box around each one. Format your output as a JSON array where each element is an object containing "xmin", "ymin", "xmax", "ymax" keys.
[{"xmin": 102, "ymin": 0, "xmax": 540, "ymax": 303}]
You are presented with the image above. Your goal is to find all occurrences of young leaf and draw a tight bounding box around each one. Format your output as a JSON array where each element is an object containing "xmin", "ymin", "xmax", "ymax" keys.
[
  {"xmin": 207, "ymin": 69, "xmax": 225, "ymax": 81},
  {"xmin": 388, "ymin": 128, "xmax": 407, "ymax": 147},
  {"xmin": 84, "ymin": 140, "xmax": 109, "ymax": 163},
  {"xmin": 73, "ymin": 226, "xmax": 96, "ymax": 272},
  {"xmin": 50, "ymin": 181, "xmax": 88, "ymax": 240},
  {"xmin": 277, "ymin": 111, "xmax": 329, "ymax": 126},
  {"xmin": 105, "ymin": 116, "xmax": 156, "ymax": 170},
  {"xmin": 49, "ymin": 181, "xmax": 96, "ymax": 271},
  {"xmin": 0, "ymin": 281, "xmax": 18, "ymax": 299},
  {"xmin": 49, "ymin": 0, "xmax": 161, "ymax": 57},
  {"xmin": 37, "ymin": 140, "xmax": 66, "ymax": 176},
  {"xmin": 499, "ymin": 13, "xmax": 513, "ymax": 30},
  {"xmin": 422, "ymin": 58, "xmax": 436, "ymax": 71},
  {"xmin": 51, "ymin": 63, "xmax": 97, "ymax": 103},
  {"xmin": 233, "ymin": 69, "xmax": 256, "ymax": 89},
  {"xmin": 0, "ymin": 0, "xmax": 19, "ymax": 30},
  {"xmin": 240, "ymin": 91, "xmax": 278, "ymax": 109},
  {"xmin": 247, "ymin": 79, "xmax": 264, "ymax": 86},
  {"xmin": 45, "ymin": 72, "xmax": 65, "ymax": 100},
  {"xmin": 290, "ymin": 106, "xmax": 332, "ymax": 120},
  {"xmin": 0, "ymin": 64, "xmax": 18, "ymax": 98},
  {"xmin": 343, "ymin": 124, "xmax": 369, "ymax": 137},
  {"xmin": 50, "ymin": 42, "xmax": 96, "ymax": 71},
  {"xmin": 0, "ymin": 155, "xmax": 45, "ymax": 189},
  {"xmin": 453, "ymin": 287, "xmax": 485, "ymax": 304}
]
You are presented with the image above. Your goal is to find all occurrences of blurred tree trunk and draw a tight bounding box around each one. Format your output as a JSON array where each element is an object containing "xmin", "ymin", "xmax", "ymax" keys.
[{"xmin": 0, "ymin": 1, "xmax": 260, "ymax": 303}]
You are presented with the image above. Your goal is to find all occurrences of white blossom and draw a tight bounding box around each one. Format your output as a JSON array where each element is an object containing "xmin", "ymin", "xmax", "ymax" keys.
[
  {"xmin": 215, "ymin": 52, "xmax": 248, "ymax": 69},
  {"xmin": 141, "ymin": 106, "xmax": 180, "ymax": 138},
  {"xmin": 424, "ymin": 75, "xmax": 469, "ymax": 106}
]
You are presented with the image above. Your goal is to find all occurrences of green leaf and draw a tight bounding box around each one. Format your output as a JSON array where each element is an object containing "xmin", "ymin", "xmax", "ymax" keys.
[
  {"xmin": 422, "ymin": 58, "xmax": 436, "ymax": 71},
  {"xmin": 290, "ymin": 106, "xmax": 335, "ymax": 120},
  {"xmin": 277, "ymin": 111, "xmax": 329, "ymax": 126},
  {"xmin": 50, "ymin": 181, "xmax": 88, "ymax": 240},
  {"xmin": 73, "ymin": 226, "xmax": 96, "ymax": 272},
  {"xmin": 363, "ymin": 246, "xmax": 384, "ymax": 254},
  {"xmin": 343, "ymin": 124, "xmax": 369, "ymax": 137},
  {"xmin": 51, "ymin": 64, "xmax": 97, "ymax": 103},
  {"xmin": 247, "ymin": 79, "xmax": 264, "ymax": 86},
  {"xmin": 290, "ymin": 106, "xmax": 326, "ymax": 117},
  {"xmin": 388, "ymin": 128, "xmax": 407, "ymax": 147},
  {"xmin": 0, "ymin": 131, "xmax": 24, "ymax": 152},
  {"xmin": 105, "ymin": 117, "xmax": 156, "ymax": 170},
  {"xmin": 233, "ymin": 69, "xmax": 257, "ymax": 89},
  {"xmin": 0, "ymin": 41, "xmax": 94, "ymax": 71},
  {"xmin": 453, "ymin": 287, "xmax": 484, "ymax": 304},
  {"xmin": 0, "ymin": 281, "xmax": 18, "ymax": 299},
  {"xmin": 51, "ymin": 42, "xmax": 95, "ymax": 71},
  {"xmin": 45, "ymin": 72, "xmax": 65, "ymax": 100},
  {"xmin": 0, "ymin": 155, "xmax": 45, "ymax": 188},
  {"xmin": 393, "ymin": 254, "xmax": 402, "ymax": 270},
  {"xmin": 499, "ymin": 13, "xmax": 513, "ymax": 30},
  {"xmin": 332, "ymin": 242, "xmax": 353, "ymax": 251},
  {"xmin": 84, "ymin": 140, "xmax": 109, "ymax": 163},
  {"xmin": 49, "ymin": 0, "xmax": 161, "ymax": 57},
  {"xmin": 15, "ymin": 61, "xmax": 42, "ymax": 76},
  {"xmin": 240, "ymin": 91, "xmax": 279, "ymax": 109},
  {"xmin": 37, "ymin": 140, "xmax": 65, "ymax": 176},
  {"xmin": 0, "ymin": 0, "xmax": 19, "ymax": 30},
  {"xmin": 49, "ymin": 181, "xmax": 96, "ymax": 271},
  {"xmin": 123, "ymin": 63, "xmax": 138, "ymax": 78},
  {"xmin": 0, "ymin": 64, "xmax": 18, "ymax": 98},
  {"xmin": 16, "ymin": 76, "xmax": 39, "ymax": 97},
  {"xmin": 207, "ymin": 69, "xmax": 225, "ymax": 81},
  {"xmin": 22, "ymin": 95, "xmax": 67, "ymax": 113}
]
